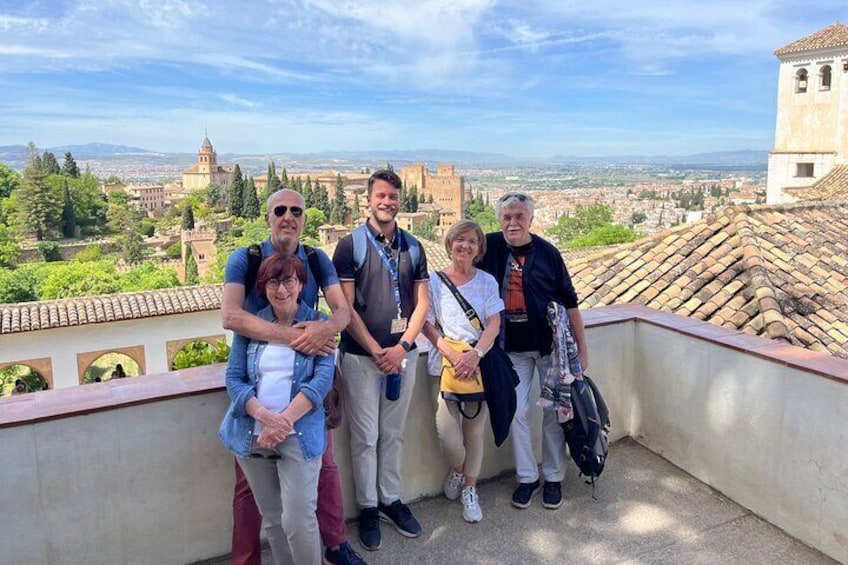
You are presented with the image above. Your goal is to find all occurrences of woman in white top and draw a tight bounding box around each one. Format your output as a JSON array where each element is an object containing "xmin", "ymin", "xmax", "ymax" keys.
[{"xmin": 422, "ymin": 220, "xmax": 504, "ymax": 523}]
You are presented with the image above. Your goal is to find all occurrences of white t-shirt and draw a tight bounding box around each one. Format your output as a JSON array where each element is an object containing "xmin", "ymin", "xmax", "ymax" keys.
[
  {"xmin": 253, "ymin": 343, "xmax": 296, "ymax": 436},
  {"xmin": 426, "ymin": 269, "xmax": 505, "ymax": 376}
]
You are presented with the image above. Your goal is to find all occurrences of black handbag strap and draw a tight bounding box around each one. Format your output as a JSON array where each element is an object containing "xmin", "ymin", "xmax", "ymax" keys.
[{"xmin": 436, "ymin": 271, "xmax": 484, "ymax": 331}]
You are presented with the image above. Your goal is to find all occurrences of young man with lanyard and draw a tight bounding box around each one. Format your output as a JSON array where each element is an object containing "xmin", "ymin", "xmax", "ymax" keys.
[
  {"xmin": 478, "ymin": 192, "xmax": 589, "ymax": 511},
  {"xmin": 221, "ymin": 189, "xmax": 365, "ymax": 565},
  {"xmin": 332, "ymin": 170, "xmax": 430, "ymax": 552}
]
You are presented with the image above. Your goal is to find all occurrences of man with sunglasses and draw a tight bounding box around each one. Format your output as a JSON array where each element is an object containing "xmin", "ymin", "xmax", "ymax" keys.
[
  {"xmin": 479, "ymin": 191, "xmax": 588, "ymax": 512},
  {"xmin": 222, "ymin": 188, "xmax": 364, "ymax": 565},
  {"xmin": 332, "ymin": 170, "xmax": 430, "ymax": 552}
]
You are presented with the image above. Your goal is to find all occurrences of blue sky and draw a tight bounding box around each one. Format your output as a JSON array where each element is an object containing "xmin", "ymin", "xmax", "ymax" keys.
[{"xmin": 0, "ymin": 1, "xmax": 844, "ymax": 157}]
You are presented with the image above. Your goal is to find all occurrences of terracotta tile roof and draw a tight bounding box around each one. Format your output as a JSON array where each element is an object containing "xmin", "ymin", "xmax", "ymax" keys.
[
  {"xmin": 775, "ymin": 23, "xmax": 848, "ymax": 56},
  {"xmin": 568, "ymin": 202, "xmax": 848, "ymax": 359},
  {"xmin": 786, "ymin": 165, "xmax": 848, "ymax": 201},
  {"xmin": 0, "ymin": 285, "xmax": 223, "ymax": 335}
]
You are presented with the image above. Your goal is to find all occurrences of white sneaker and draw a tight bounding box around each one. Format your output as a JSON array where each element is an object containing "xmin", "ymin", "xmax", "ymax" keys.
[
  {"xmin": 461, "ymin": 486, "xmax": 482, "ymax": 523},
  {"xmin": 443, "ymin": 470, "xmax": 464, "ymax": 501}
]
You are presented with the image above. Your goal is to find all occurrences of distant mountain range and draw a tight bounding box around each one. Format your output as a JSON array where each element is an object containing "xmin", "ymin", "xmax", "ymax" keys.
[{"xmin": 0, "ymin": 143, "xmax": 769, "ymax": 170}]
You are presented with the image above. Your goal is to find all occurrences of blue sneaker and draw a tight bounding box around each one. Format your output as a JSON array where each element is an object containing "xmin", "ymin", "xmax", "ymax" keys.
[
  {"xmin": 542, "ymin": 481, "xmax": 563, "ymax": 510},
  {"xmin": 358, "ymin": 507, "xmax": 381, "ymax": 551},
  {"xmin": 324, "ymin": 541, "xmax": 367, "ymax": 564},
  {"xmin": 511, "ymin": 480, "xmax": 540, "ymax": 509},
  {"xmin": 377, "ymin": 500, "xmax": 422, "ymax": 538}
]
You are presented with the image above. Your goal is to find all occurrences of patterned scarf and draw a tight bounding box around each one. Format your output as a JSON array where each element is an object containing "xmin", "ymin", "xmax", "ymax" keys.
[{"xmin": 538, "ymin": 301, "xmax": 584, "ymax": 423}]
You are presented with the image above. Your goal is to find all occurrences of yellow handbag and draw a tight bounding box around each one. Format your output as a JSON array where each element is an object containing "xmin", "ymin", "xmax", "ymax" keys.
[{"xmin": 439, "ymin": 336, "xmax": 486, "ymax": 413}]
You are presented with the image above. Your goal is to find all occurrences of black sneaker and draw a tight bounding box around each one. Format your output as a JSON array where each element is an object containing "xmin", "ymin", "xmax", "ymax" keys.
[
  {"xmin": 358, "ymin": 507, "xmax": 381, "ymax": 551},
  {"xmin": 377, "ymin": 500, "xmax": 422, "ymax": 538},
  {"xmin": 511, "ymin": 480, "xmax": 540, "ymax": 509},
  {"xmin": 324, "ymin": 541, "xmax": 367, "ymax": 564},
  {"xmin": 542, "ymin": 481, "xmax": 563, "ymax": 509}
]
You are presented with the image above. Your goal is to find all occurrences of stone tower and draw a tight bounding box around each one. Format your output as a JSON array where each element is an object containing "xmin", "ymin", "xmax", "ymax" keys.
[
  {"xmin": 767, "ymin": 23, "xmax": 848, "ymax": 203},
  {"xmin": 197, "ymin": 133, "xmax": 217, "ymax": 175}
]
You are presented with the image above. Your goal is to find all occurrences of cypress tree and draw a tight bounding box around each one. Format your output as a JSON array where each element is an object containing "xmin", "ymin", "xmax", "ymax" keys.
[
  {"xmin": 42, "ymin": 151, "xmax": 61, "ymax": 175},
  {"xmin": 181, "ymin": 204, "xmax": 195, "ymax": 230},
  {"xmin": 264, "ymin": 162, "xmax": 282, "ymax": 202},
  {"xmin": 352, "ymin": 194, "xmax": 360, "ymax": 221},
  {"xmin": 62, "ymin": 152, "xmax": 80, "ymax": 178},
  {"xmin": 185, "ymin": 246, "xmax": 199, "ymax": 284},
  {"xmin": 313, "ymin": 180, "xmax": 330, "ymax": 216},
  {"xmin": 228, "ymin": 164, "xmax": 244, "ymax": 218},
  {"xmin": 330, "ymin": 174, "xmax": 347, "ymax": 225},
  {"xmin": 243, "ymin": 176, "xmax": 261, "ymax": 219},
  {"xmin": 13, "ymin": 143, "xmax": 61, "ymax": 241},
  {"xmin": 303, "ymin": 176, "xmax": 314, "ymax": 208},
  {"xmin": 280, "ymin": 167, "xmax": 289, "ymax": 188},
  {"xmin": 61, "ymin": 179, "xmax": 75, "ymax": 237}
]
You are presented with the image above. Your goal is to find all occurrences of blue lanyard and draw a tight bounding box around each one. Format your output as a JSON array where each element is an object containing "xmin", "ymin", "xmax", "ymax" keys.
[{"xmin": 364, "ymin": 227, "xmax": 404, "ymax": 318}]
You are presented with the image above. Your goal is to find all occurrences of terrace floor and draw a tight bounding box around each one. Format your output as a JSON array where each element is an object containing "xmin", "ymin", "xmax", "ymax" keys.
[{"xmin": 211, "ymin": 439, "xmax": 835, "ymax": 565}]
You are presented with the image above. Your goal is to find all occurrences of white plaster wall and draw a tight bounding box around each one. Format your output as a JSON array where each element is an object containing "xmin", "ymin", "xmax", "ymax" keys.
[
  {"xmin": 631, "ymin": 323, "xmax": 848, "ymax": 564},
  {"xmin": 0, "ymin": 311, "xmax": 225, "ymax": 389},
  {"xmin": 766, "ymin": 152, "xmax": 836, "ymax": 204},
  {"xmin": 0, "ymin": 394, "xmax": 233, "ymax": 565}
]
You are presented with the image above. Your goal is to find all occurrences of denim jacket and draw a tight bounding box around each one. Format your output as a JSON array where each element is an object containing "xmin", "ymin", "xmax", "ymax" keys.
[{"xmin": 218, "ymin": 301, "xmax": 334, "ymax": 460}]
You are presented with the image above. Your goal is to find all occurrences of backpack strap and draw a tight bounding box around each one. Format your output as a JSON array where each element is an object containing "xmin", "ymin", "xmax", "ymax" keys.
[
  {"xmin": 244, "ymin": 244, "xmax": 262, "ymax": 302},
  {"xmin": 301, "ymin": 244, "xmax": 322, "ymax": 309},
  {"xmin": 352, "ymin": 225, "xmax": 368, "ymax": 272}
]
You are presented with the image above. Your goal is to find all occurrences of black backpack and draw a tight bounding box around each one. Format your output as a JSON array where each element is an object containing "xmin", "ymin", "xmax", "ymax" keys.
[
  {"xmin": 244, "ymin": 243, "xmax": 321, "ymax": 308},
  {"xmin": 561, "ymin": 374, "xmax": 610, "ymax": 497}
]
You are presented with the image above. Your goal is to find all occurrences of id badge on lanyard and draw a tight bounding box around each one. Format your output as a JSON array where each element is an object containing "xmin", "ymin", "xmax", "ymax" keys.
[{"xmin": 366, "ymin": 228, "xmax": 408, "ymax": 335}]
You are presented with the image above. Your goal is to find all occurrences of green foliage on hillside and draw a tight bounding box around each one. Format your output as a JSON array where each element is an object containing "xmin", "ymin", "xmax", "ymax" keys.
[
  {"xmin": 171, "ymin": 339, "xmax": 231, "ymax": 370},
  {"xmin": 547, "ymin": 203, "xmax": 638, "ymax": 249}
]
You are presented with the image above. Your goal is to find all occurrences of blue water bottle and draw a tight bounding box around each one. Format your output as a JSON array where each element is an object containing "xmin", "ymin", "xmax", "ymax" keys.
[{"xmin": 385, "ymin": 359, "xmax": 407, "ymax": 401}]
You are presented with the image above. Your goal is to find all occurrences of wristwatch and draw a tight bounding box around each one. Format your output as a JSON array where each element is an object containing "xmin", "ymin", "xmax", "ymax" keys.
[
  {"xmin": 400, "ymin": 340, "xmax": 412, "ymax": 352},
  {"xmin": 473, "ymin": 346, "xmax": 485, "ymax": 358}
]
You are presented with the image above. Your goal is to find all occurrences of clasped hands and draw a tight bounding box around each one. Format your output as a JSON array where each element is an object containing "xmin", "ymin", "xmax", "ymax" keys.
[
  {"xmin": 448, "ymin": 348, "xmax": 480, "ymax": 381},
  {"xmin": 372, "ymin": 343, "xmax": 406, "ymax": 374},
  {"xmin": 256, "ymin": 410, "xmax": 295, "ymax": 449}
]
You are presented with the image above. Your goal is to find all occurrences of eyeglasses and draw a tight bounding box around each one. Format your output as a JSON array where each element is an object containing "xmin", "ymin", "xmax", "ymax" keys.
[
  {"xmin": 266, "ymin": 277, "xmax": 299, "ymax": 290},
  {"xmin": 454, "ymin": 236, "xmax": 479, "ymax": 246},
  {"xmin": 498, "ymin": 192, "xmax": 528, "ymax": 203},
  {"xmin": 382, "ymin": 246, "xmax": 398, "ymax": 270},
  {"xmin": 272, "ymin": 205, "xmax": 304, "ymax": 218}
]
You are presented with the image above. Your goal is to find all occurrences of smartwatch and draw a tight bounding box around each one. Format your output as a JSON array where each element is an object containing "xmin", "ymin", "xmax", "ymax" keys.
[{"xmin": 400, "ymin": 340, "xmax": 412, "ymax": 352}]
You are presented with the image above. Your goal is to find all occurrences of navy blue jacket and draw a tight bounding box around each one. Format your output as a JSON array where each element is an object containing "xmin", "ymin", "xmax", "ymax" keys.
[{"xmin": 479, "ymin": 233, "xmax": 579, "ymax": 356}]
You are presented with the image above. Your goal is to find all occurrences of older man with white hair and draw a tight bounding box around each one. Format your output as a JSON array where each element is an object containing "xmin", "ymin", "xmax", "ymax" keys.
[{"xmin": 478, "ymin": 192, "xmax": 588, "ymax": 511}]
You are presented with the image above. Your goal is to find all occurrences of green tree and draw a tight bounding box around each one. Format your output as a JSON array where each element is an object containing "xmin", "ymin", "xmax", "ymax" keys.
[
  {"xmin": 74, "ymin": 245, "xmax": 102, "ymax": 262},
  {"xmin": 61, "ymin": 179, "xmax": 75, "ymax": 237},
  {"xmin": 546, "ymin": 203, "xmax": 614, "ymax": 247},
  {"xmin": 0, "ymin": 264, "xmax": 45, "ymax": 303},
  {"xmin": 566, "ymin": 224, "xmax": 638, "ymax": 248},
  {"xmin": 0, "ymin": 162, "xmax": 20, "ymax": 198},
  {"xmin": 38, "ymin": 261, "xmax": 120, "ymax": 299},
  {"xmin": 37, "ymin": 241, "xmax": 62, "ymax": 262},
  {"xmin": 330, "ymin": 174, "xmax": 347, "ymax": 224},
  {"xmin": 0, "ymin": 224, "xmax": 21, "ymax": 268},
  {"xmin": 118, "ymin": 261, "xmax": 180, "ymax": 291},
  {"xmin": 473, "ymin": 210, "xmax": 499, "ymax": 234},
  {"xmin": 264, "ymin": 162, "xmax": 282, "ymax": 202},
  {"xmin": 303, "ymin": 176, "xmax": 314, "ymax": 208},
  {"xmin": 280, "ymin": 167, "xmax": 289, "ymax": 188},
  {"xmin": 303, "ymin": 207, "xmax": 325, "ymax": 241},
  {"xmin": 411, "ymin": 215, "xmax": 438, "ymax": 241},
  {"xmin": 11, "ymin": 143, "xmax": 62, "ymax": 241},
  {"xmin": 351, "ymin": 193, "xmax": 361, "ymax": 221},
  {"xmin": 630, "ymin": 211, "xmax": 647, "ymax": 225},
  {"xmin": 171, "ymin": 339, "xmax": 230, "ymax": 370},
  {"xmin": 42, "ymin": 151, "xmax": 60, "ymax": 175},
  {"xmin": 181, "ymin": 204, "xmax": 195, "ymax": 230},
  {"xmin": 103, "ymin": 174, "xmax": 123, "ymax": 185},
  {"xmin": 228, "ymin": 164, "xmax": 244, "ymax": 218},
  {"xmin": 313, "ymin": 180, "xmax": 329, "ymax": 216},
  {"xmin": 62, "ymin": 152, "xmax": 80, "ymax": 178},
  {"xmin": 203, "ymin": 183, "xmax": 222, "ymax": 209},
  {"xmin": 243, "ymin": 176, "xmax": 261, "ymax": 219},
  {"xmin": 185, "ymin": 248, "xmax": 199, "ymax": 284}
]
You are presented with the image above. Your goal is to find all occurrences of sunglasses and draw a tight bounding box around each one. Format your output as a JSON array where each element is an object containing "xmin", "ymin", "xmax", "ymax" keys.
[
  {"xmin": 498, "ymin": 193, "xmax": 528, "ymax": 203},
  {"xmin": 272, "ymin": 205, "xmax": 304, "ymax": 218}
]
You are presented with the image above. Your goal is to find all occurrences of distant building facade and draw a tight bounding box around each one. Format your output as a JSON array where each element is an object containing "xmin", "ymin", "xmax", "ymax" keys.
[
  {"xmin": 181, "ymin": 134, "xmax": 232, "ymax": 192},
  {"xmin": 767, "ymin": 23, "xmax": 848, "ymax": 203}
]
